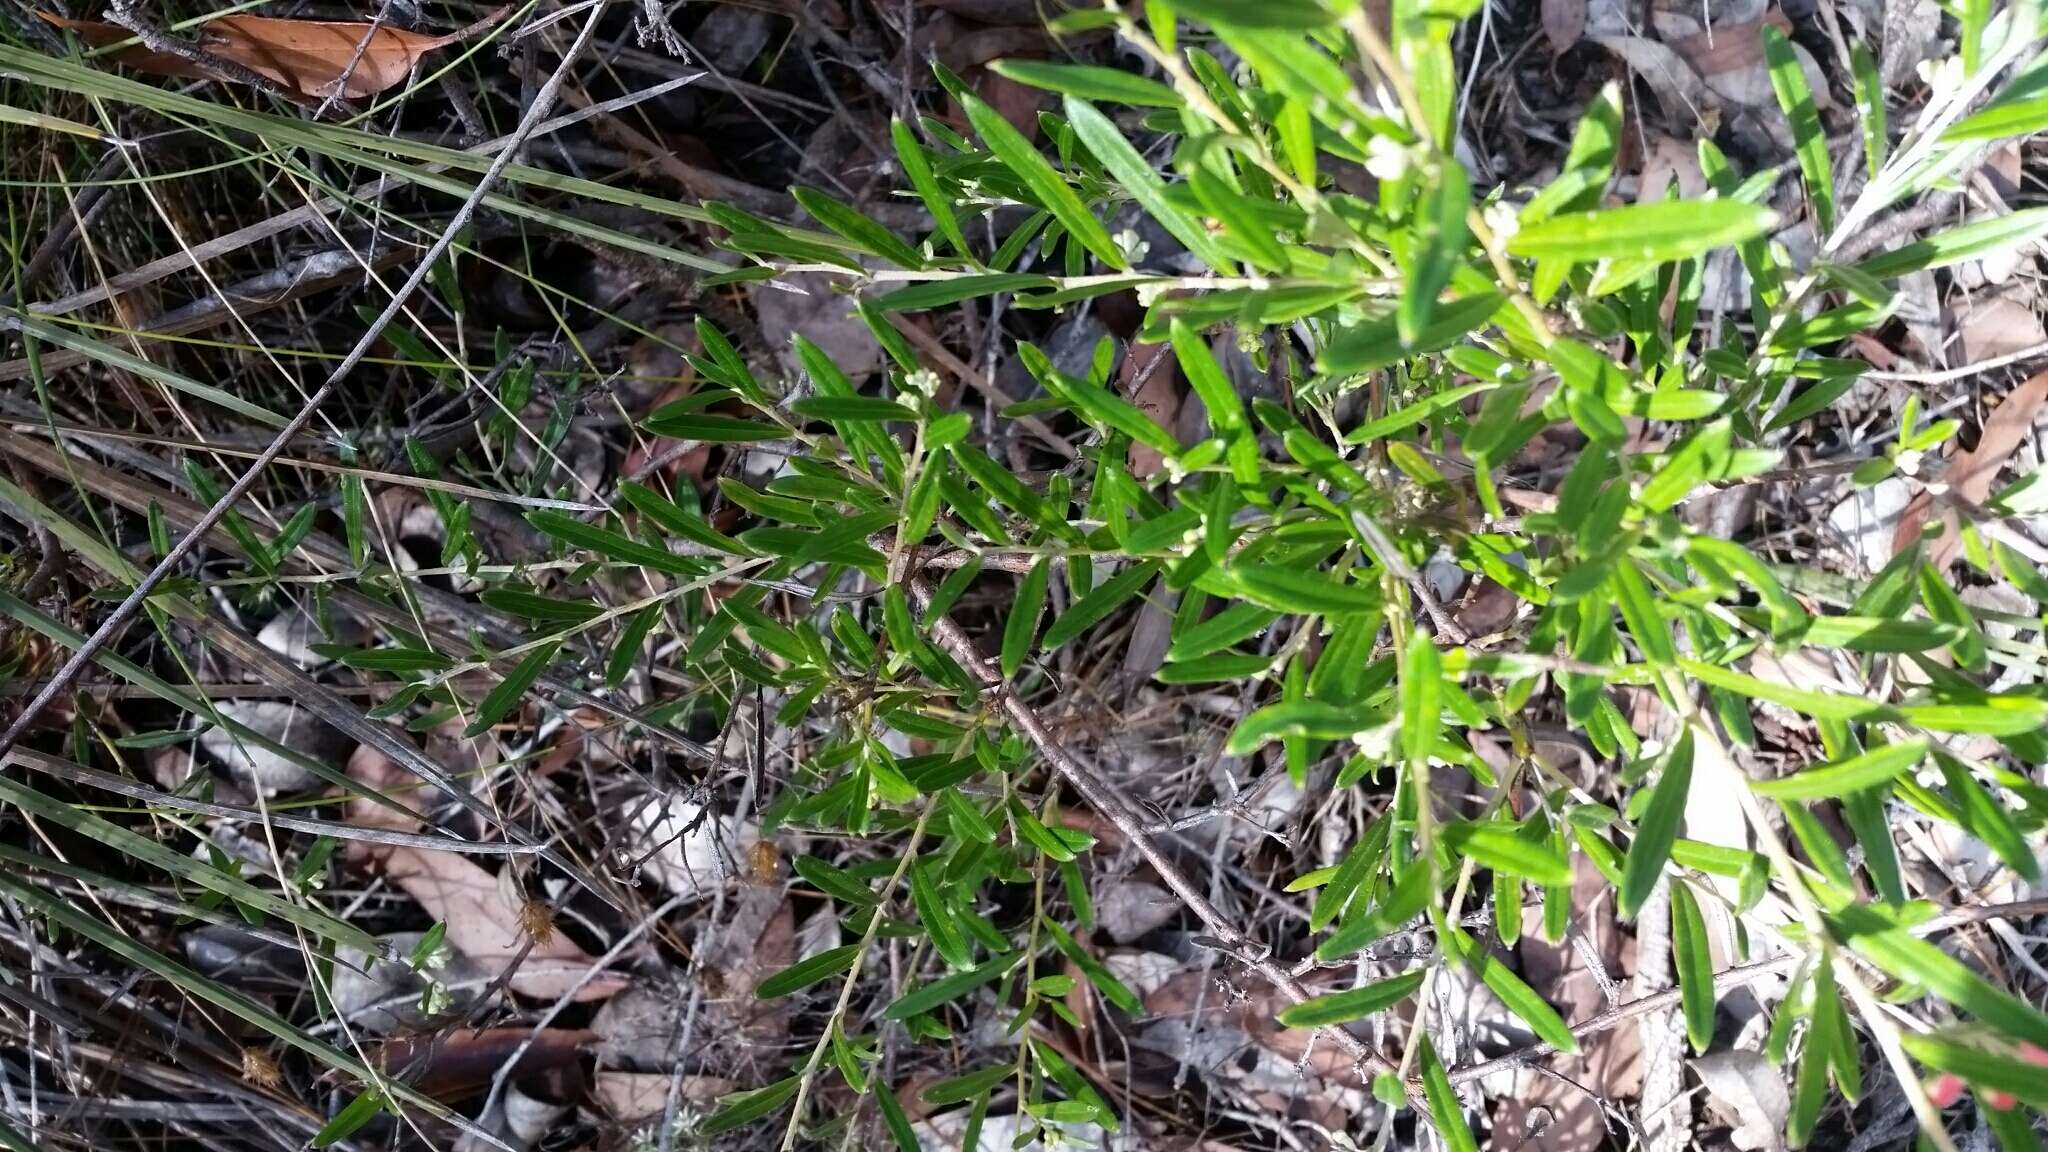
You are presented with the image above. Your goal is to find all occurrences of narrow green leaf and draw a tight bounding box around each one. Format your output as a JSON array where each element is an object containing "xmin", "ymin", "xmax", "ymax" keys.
[
  {"xmin": 1417, "ymin": 1034, "xmax": 1480, "ymax": 1152},
  {"xmin": 479, "ymin": 588, "xmax": 603, "ymax": 625},
  {"xmin": 312, "ymin": 1090, "xmax": 386, "ymax": 1148},
  {"xmin": 1066, "ymin": 98, "xmax": 1232, "ymax": 270},
  {"xmin": 1850, "ymin": 43, "xmax": 1887, "ymax": 183},
  {"xmin": 1319, "ymin": 293, "xmax": 1502, "ymax": 374},
  {"xmin": 885, "ymin": 951, "xmax": 1018, "ymax": 1019},
  {"xmin": 1002, "ymin": 557, "xmax": 1053, "ymax": 678},
  {"xmin": 1797, "ymin": 615, "xmax": 1960, "ymax": 652},
  {"xmin": 876, "ymin": 1079, "xmax": 919, "ymax": 1151},
  {"xmin": 890, "ymin": 118, "xmax": 970, "ymax": 258},
  {"xmin": 641, "ymin": 411, "xmax": 786, "ymax": 441},
  {"xmin": 1788, "ymin": 961, "xmax": 1837, "ymax": 1147},
  {"xmin": 462, "ymin": 642, "xmax": 558, "ymax": 737},
  {"xmin": 1400, "ymin": 158, "xmax": 1471, "ymax": 345},
  {"xmin": 1621, "ymin": 730, "xmax": 1694, "ymax": 918},
  {"xmin": 1764, "ymin": 27, "xmax": 1834, "ymax": 232},
  {"xmin": 317, "ymin": 645, "xmax": 455, "ymax": 672},
  {"xmin": 792, "ymin": 856, "xmax": 879, "ymax": 905},
  {"xmin": 1854, "ymin": 206, "xmax": 2048, "ymax": 279},
  {"xmin": 1670, "ymin": 880, "xmax": 1715, "ymax": 1053},
  {"xmin": 1751, "ymin": 740, "xmax": 1926, "ymax": 800},
  {"xmin": 959, "ymin": 89, "xmax": 1126, "ymax": 269},
  {"xmin": 1828, "ymin": 905, "xmax": 2048, "ymax": 1051},
  {"xmin": 1508, "ymin": 201, "xmax": 1778, "ymax": 263},
  {"xmin": 911, "ymin": 860, "xmax": 973, "ymax": 970},
  {"xmin": 1311, "ymin": 817, "xmax": 1390, "ymax": 931},
  {"xmin": 1440, "ymin": 919, "xmax": 1580, "ymax": 1054},
  {"xmin": 792, "ymin": 185, "xmax": 925, "ymax": 269},
  {"xmin": 790, "ymin": 396, "xmax": 921, "ymax": 423},
  {"xmin": 1020, "ymin": 342, "xmax": 1181, "ymax": 456},
  {"xmin": 757, "ymin": 944, "xmax": 861, "ymax": 1000},
  {"xmin": 1317, "ymin": 862, "xmax": 1433, "ymax": 961},
  {"xmin": 528, "ymin": 510, "xmax": 704, "ymax": 576},
  {"xmin": 1277, "ymin": 969, "xmax": 1427, "ymax": 1028},
  {"xmin": 1226, "ymin": 700, "xmax": 1372, "ymax": 753},
  {"xmin": 1220, "ymin": 564, "xmax": 1382, "ymax": 616},
  {"xmin": 619, "ymin": 480, "xmax": 750, "ymax": 556},
  {"xmin": 921, "ymin": 1066, "xmax": 1014, "ymax": 1106},
  {"xmin": 1937, "ymin": 754, "xmax": 2040, "ymax": 881},
  {"xmin": 1041, "ymin": 562, "xmax": 1158, "ymax": 651},
  {"xmin": 1899, "ymin": 1032, "xmax": 2048, "ymax": 1111},
  {"xmin": 1442, "ymin": 820, "xmax": 1572, "ymax": 887},
  {"xmin": 992, "ymin": 59, "xmax": 1182, "ymax": 106},
  {"xmin": 876, "ymin": 270, "xmax": 1056, "ymax": 311},
  {"xmin": 1045, "ymin": 919, "xmax": 1142, "ymax": 1014},
  {"xmin": 1168, "ymin": 0, "xmax": 1346, "ymax": 26},
  {"xmin": 1401, "ymin": 632, "xmax": 1440, "ymax": 772},
  {"xmin": 700, "ymin": 1075, "xmax": 803, "ymax": 1136},
  {"xmin": 1677, "ymin": 658, "xmax": 1888, "ymax": 723}
]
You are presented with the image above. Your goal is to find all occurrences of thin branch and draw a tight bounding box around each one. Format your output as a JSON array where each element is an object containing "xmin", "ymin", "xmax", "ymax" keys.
[{"xmin": 910, "ymin": 577, "xmax": 1400, "ymax": 1081}]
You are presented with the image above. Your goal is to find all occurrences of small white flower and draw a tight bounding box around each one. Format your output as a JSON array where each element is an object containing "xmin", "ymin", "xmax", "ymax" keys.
[
  {"xmin": 902, "ymin": 367, "xmax": 941, "ymax": 399},
  {"xmin": 1135, "ymin": 281, "xmax": 1169, "ymax": 307},
  {"xmin": 1365, "ymin": 135, "xmax": 1411, "ymax": 182},
  {"xmin": 1917, "ymin": 55, "xmax": 1964, "ymax": 100},
  {"xmin": 1897, "ymin": 448, "xmax": 1924, "ymax": 476},
  {"xmin": 1484, "ymin": 201, "xmax": 1520, "ymax": 242},
  {"xmin": 1114, "ymin": 227, "xmax": 1151, "ymax": 264}
]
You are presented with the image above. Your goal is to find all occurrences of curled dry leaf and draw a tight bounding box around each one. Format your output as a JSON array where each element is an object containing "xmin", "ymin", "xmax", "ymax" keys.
[
  {"xmin": 1892, "ymin": 369, "xmax": 2048, "ymax": 567},
  {"xmin": 37, "ymin": 10, "xmax": 493, "ymax": 99},
  {"xmin": 374, "ymin": 1026, "xmax": 591, "ymax": 1101},
  {"xmin": 1692, "ymin": 1050, "xmax": 1792, "ymax": 1152},
  {"xmin": 332, "ymin": 931, "xmax": 491, "ymax": 1034},
  {"xmin": 453, "ymin": 1083, "xmax": 566, "ymax": 1152},
  {"xmin": 197, "ymin": 700, "xmax": 341, "ymax": 796},
  {"xmin": 622, "ymin": 794, "xmax": 760, "ymax": 900}
]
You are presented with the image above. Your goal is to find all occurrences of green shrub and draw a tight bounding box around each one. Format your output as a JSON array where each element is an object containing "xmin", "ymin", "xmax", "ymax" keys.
[{"xmin": 3, "ymin": 1, "xmax": 2048, "ymax": 1150}]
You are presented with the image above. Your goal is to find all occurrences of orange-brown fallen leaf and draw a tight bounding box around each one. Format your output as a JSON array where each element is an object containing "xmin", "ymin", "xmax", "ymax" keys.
[
  {"xmin": 37, "ymin": 10, "xmax": 488, "ymax": 99},
  {"xmin": 1891, "ymin": 369, "xmax": 2048, "ymax": 567},
  {"xmin": 342, "ymin": 743, "xmax": 628, "ymax": 1003}
]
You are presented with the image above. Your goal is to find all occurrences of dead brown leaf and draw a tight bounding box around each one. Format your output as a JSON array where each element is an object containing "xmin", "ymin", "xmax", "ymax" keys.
[
  {"xmin": 37, "ymin": 11, "xmax": 491, "ymax": 99},
  {"xmin": 1494, "ymin": 861, "xmax": 1642, "ymax": 1152},
  {"xmin": 1955, "ymin": 293, "xmax": 2047, "ymax": 364},
  {"xmin": 380, "ymin": 848, "xmax": 628, "ymax": 1003},
  {"xmin": 1120, "ymin": 340, "xmax": 1181, "ymax": 479},
  {"xmin": 1543, "ymin": 0, "xmax": 1587, "ymax": 51},
  {"xmin": 589, "ymin": 1072, "xmax": 733, "ymax": 1123},
  {"xmin": 343, "ymin": 741, "xmax": 625, "ymax": 1003},
  {"xmin": 1891, "ymin": 369, "xmax": 2048, "ymax": 567}
]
